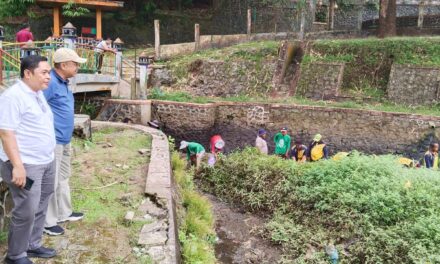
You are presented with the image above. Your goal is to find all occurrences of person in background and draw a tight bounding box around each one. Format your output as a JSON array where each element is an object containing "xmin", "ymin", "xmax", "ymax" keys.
[
  {"xmin": 180, "ymin": 141, "xmax": 206, "ymax": 170},
  {"xmin": 290, "ymin": 139, "xmax": 307, "ymax": 163},
  {"xmin": 424, "ymin": 143, "xmax": 439, "ymax": 169},
  {"xmin": 0, "ymin": 55, "xmax": 56, "ymax": 264},
  {"xmin": 274, "ymin": 127, "xmax": 291, "ymax": 158},
  {"xmin": 255, "ymin": 129, "xmax": 268, "ymax": 155},
  {"xmin": 94, "ymin": 37, "xmax": 116, "ymax": 74},
  {"xmin": 43, "ymin": 48, "xmax": 86, "ymax": 236},
  {"xmin": 16, "ymin": 24, "xmax": 34, "ymax": 47},
  {"xmin": 208, "ymin": 135, "xmax": 225, "ymax": 166},
  {"xmin": 308, "ymin": 134, "xmax": 329, "ymax": 162}
]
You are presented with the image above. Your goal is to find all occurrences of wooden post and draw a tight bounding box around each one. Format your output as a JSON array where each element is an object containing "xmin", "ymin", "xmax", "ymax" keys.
[
  {"xmin": 299, "ymin": 10, "xmax": 306, "ymax": 41},
  {"xmin": 247, "ymin": 9, "xmax": 252, "ymax": 37},
  {"xmin": 418, "ymin": 2, "xmax": 425, "ymax": 29},
  {"xmin": 194, "ymin": 24, "xmax": 200, "ymax": 51},
  {"xmin": 53, "ymin": 6, "xmax": 60, "ymax": 37},
  {"xmin": 154, "ymin": 20, "xmax": 160, "ymax": 59},
  {"xmin": 328, "ymin": 0, "xmax": 335, "ymax": 30},
  {"xmin": 96, "ymin": 8, "xmax": 102, "ymax": 39}
]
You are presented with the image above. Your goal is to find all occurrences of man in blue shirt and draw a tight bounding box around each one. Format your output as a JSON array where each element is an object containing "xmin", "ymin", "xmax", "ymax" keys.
[{"xmin": 43, "ymin": 48, "xmax": 86, "ymax": 236}]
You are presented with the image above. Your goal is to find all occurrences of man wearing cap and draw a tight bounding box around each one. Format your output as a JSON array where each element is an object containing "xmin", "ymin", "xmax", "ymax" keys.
[
  {"xmin": 274, "ymin": 128, "xmax": 291, "ymax": 158},
  {"xmin": 307, "ymin": 134, "xmax": 329, "ymax": 162},
  {"xmin": 255, "ymin": 129, "xmax": 268, "ymax": 155},
  {"xmin": 180, "ymin": 141, "xmax": 205, "ymax": 170},
  {"xmin": 43, "ymin": 48, "xmax": 86, "ymax": 236}
]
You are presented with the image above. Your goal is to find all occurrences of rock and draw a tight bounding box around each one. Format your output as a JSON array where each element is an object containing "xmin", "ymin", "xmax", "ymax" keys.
[
  {"xmin": 73, "ymin": 114, "xmax": 91, "ymax": 139},
  {"xmin": 69, "ymin": 244, "xmax": 89, "ymax": 251},
  {"xmin": 138, "ymin": 231, "xmax": 168, "ymax": 246},
  {"xmin": 103, "ymin": 142, "xmax": 113, "ymax": 148},
  {"xmin": 122, "ymin": 165, "xmax": 130, "ymax": 170},
  {"xmin": 115, "ymin": 164, "xmax": 122, "ymax": 168},
  {"xmin": 143, "ymin": 213, "xmax": 154, "ymax": 221},
  {"xmin": 138, "ymin": 148, "xmax": 151, "ymax": 155},
  {"xmin": 146, "ymin": 246, "xmax": 167, "ymax": 261},
  {"xmin": 138, "ymin": 199, "xmax": 167, "ymax": 219},
  {"xmin": 125, "ymin": 211, "xmax": 135, "ymax": 222}
]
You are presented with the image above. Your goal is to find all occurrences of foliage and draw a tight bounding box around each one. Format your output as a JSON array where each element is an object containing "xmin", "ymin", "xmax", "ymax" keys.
[
  {"xmin": 198, "ymin": 148, "xmax": 440, "ymax": 263},
  {"xmin": 0, "ymin": 0, "xmax": 34, "ymax": 19},
  {"xmin": 62, "ymin": 0, "xmax": 90, "ymax": 18},
  {"xmin": 172, "ymin": 151, "xmax": 216, "ymax": 264}
]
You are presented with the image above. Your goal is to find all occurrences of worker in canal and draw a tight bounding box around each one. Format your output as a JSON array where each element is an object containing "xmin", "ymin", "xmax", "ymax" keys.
[
  {"xmin": 274, "ymin": 127, "xmax": 291, "ymax": 158},
  {"xmin": 290, "ymin": 139, "xmax": 307, "ymax": 163},
  {"xmin": 208, "ymin": 135, "xmax": 225, "ymax": 166},
  {"xmin": 308, "ymin": 134, "xmax": 329, "ymax": 161},
  {"xmin": 423, "ymin": 143, "xmax": 439, "ymax": 169},
  {"xmin": 180, "ymin": 140, "xmax": 206, "ymax": 170},
  {"xmin": 255, "ymin": 129, "xmax": 268, "ymax": 155}
]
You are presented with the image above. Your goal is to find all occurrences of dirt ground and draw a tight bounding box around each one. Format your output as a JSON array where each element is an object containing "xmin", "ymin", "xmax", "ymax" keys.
[
  {"xmin": 203, "ymin": 194, "xmax": 282, "ymax": 264},
  {"xmin": 0, "ymin": 128, "xmax": 153, "ymax": 264}
]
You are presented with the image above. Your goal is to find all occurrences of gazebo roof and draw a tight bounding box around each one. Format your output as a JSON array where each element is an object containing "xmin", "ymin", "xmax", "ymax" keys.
[{"xmin": 36, "ymin": 0, "xmax": 124, "ymax": 10}]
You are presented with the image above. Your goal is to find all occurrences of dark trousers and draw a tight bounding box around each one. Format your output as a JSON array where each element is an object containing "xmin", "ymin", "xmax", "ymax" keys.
[{"xmin": 0, "ymin": 160, "xmax": 55, "ymax": 260}]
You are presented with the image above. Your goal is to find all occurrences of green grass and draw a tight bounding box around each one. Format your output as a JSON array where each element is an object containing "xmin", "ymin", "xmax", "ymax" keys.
[
  {"xmin": 171, "ymin": 150, "xmax": 216, "ymax": 264},
  {"xmin": 198, "ymin": 148, "xmax": 440, "ymax": 263},
  {"xmin": 150, "ymin": 89, "xmax": 440, "ymax": 117}
]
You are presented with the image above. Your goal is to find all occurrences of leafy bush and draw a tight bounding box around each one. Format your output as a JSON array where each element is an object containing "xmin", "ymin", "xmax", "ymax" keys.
[
  {"xmin": 198, "ymin": 148, "xmax": 440, "ymax": 263},
  {"xmin": 172, "ymin": 152, "xmax": 216, "ymax": 264}
]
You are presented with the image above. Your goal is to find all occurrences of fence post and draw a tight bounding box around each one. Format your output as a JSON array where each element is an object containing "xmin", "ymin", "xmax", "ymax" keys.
[
  {"xmin": 154, "ymin": 20, "xmax": 160, "ymax": 59},
  {"xmin": 247, "ymin": 9, "xmax": 252, "ymax": 38},
  {"xmin": 418, "ymin": 2, "xmax": 425, "ymax": 29},
  {"xmin": 195, "ymin": 24, "xmax": 200, "ymax": 51}
]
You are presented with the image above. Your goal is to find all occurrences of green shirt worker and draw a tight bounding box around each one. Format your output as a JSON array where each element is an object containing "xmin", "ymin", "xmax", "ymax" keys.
[
  {"xmin": 274, "ymin": 127, "xmax": 291, "ymax": 158},
  {"xmin": 180, "ymin": 141, "xmax": 206, "ymax": 170}
]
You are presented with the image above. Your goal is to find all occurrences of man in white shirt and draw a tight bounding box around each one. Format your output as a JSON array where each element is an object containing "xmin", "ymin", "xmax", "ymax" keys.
[
  {"xmin": 0, "ymin": 55, "xmax": 57, "ymax": 264},
  {"xmin": 255, "ymin": 129, "xmax": 268, "ymax": 155},
  {"xmin": 94, "ymin": 37, "xmax": 116, "ymax": 74}
]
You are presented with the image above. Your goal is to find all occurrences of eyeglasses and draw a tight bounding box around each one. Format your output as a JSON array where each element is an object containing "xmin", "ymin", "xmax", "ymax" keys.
[{"xmin": 35, "ymin": 95, "xmax": 47, "ymax": 113}]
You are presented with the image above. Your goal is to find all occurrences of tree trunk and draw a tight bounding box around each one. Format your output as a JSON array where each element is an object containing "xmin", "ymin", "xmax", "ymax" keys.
[{"xmin": 378, "ymin": 0, "xmax": 388, "ymax": 38}]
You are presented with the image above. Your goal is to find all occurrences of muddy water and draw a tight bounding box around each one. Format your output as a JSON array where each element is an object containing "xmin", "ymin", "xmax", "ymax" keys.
[{"xmin": 203, "ymin": 194, "xmax": 282, "ymax": 264}]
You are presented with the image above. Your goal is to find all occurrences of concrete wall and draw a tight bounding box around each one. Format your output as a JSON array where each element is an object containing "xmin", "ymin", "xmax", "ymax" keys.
[
  {"xmin": 95, "ymin": 99, "xmax": 151, "ymax": 125},
  {"xmin": 388, "ymin": 64, "xmax": 440, "ymax": 105},
  {"xmin": 297, "ymin": 62, "xmax": 345, "ymax": 99},
  {"xmin": 147, "ymin": 100, "xmax": 440, "ymax": 158}
]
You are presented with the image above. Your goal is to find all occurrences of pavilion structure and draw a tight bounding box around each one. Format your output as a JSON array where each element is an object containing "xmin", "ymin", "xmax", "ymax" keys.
[{"xmin": 35, "ymin": 0, "xmax": 124, "ymax": 39}]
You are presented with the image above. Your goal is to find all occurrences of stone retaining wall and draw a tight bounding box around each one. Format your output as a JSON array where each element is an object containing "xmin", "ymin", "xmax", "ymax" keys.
[
  {"xmin": 388, "ymin": 64, "xmax": 440, "ymax": 105},
  {"xmin": 95, "ymin": 99, "xmax": 151, "ymax": 125},
  {"xmin": 97, "ymin": 99, "xmax": 440, "ymax": 158},
  {"xmin": 297, "ymin": 62, "xmax": 345, "ymax": 99}
]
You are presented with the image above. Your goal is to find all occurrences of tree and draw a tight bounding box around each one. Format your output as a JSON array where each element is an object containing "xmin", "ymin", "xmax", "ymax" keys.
[
  {"xmin": 0, "ymin": 0, "xmax": 34, "ymax": 20},
  {"xmin": 378, "ymin": 0, "xmax": 396, "ymax": 38}
]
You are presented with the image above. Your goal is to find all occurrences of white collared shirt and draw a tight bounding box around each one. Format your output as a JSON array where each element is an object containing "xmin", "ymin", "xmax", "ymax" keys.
[{"xmin": 0, "ymin": 80, "xmax": 56, "ymax": 165}]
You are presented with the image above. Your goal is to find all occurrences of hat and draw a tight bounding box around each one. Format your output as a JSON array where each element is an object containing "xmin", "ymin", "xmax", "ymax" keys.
[
  {"xmin": 281, "ymin": 127, "xmax": 288, "ymax": 131},
  {"xmin": 258, "ymin": 129, "xmax": 267, "ymax": 136},
  {"xmin": 313, "ymin": 134, "xmax": 322, "ymax": 142},
  {"xmin": 179, "ymin": 141, "xmax": 189, "ymax": 150},
  {"xmin": 215, "ymin": 140, "xmax": 225, "ymax": 149},
  {"xmin": 53, "ymin": 48, "xmax": 87, "ymax": 64}
]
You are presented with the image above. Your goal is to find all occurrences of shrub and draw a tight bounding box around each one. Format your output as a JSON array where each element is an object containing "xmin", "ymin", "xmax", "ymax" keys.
[{"xmin": 198, "ymin": 149, "xmax": 440, "ymax": 263}]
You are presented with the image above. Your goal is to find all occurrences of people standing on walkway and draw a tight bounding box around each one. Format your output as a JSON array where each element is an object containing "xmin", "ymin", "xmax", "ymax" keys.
[
  {"xmin": 290, "ymin": 139, "xmax": 307, "ymax": 163},
  {"xmin": 180, "ymin": 141, "xmax": 206, "ymax": 170},
  {"xmin": 16, "ymin": 24, "xmax": 34, "ymax": 47},
  {"xmin": 255, "ymin": 129, "xmax": 268, "ymax": 155},
  {"xmin": 308, "ymin": 134, "xmax": 329, "ymax": 162},
  {"xmin": 43, "ymin": 48, "xmax": 86, "ymax": 236},
  {"xmin": 94, "ymin": 37, "xmax": 116, "ymax": 74},
  {"xmin": 423, "ymin": 143, "xmax": 439, "ymax": 169},
  {"xmin": 274, "ymin": 128, "xmax": 291, "ymax": 158},
  {"xmin": 0, "ymin": 55, "xmax": 57, "ymax": 264},
  {"xmin": 209, "ymin": 135, "xmax": 225, "ymax": 166}
]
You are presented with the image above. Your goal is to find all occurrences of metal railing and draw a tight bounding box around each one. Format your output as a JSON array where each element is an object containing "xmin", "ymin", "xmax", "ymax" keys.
[{"xmin": 0, "ymin": 40, "xmax": 118, "ymax": 86}]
